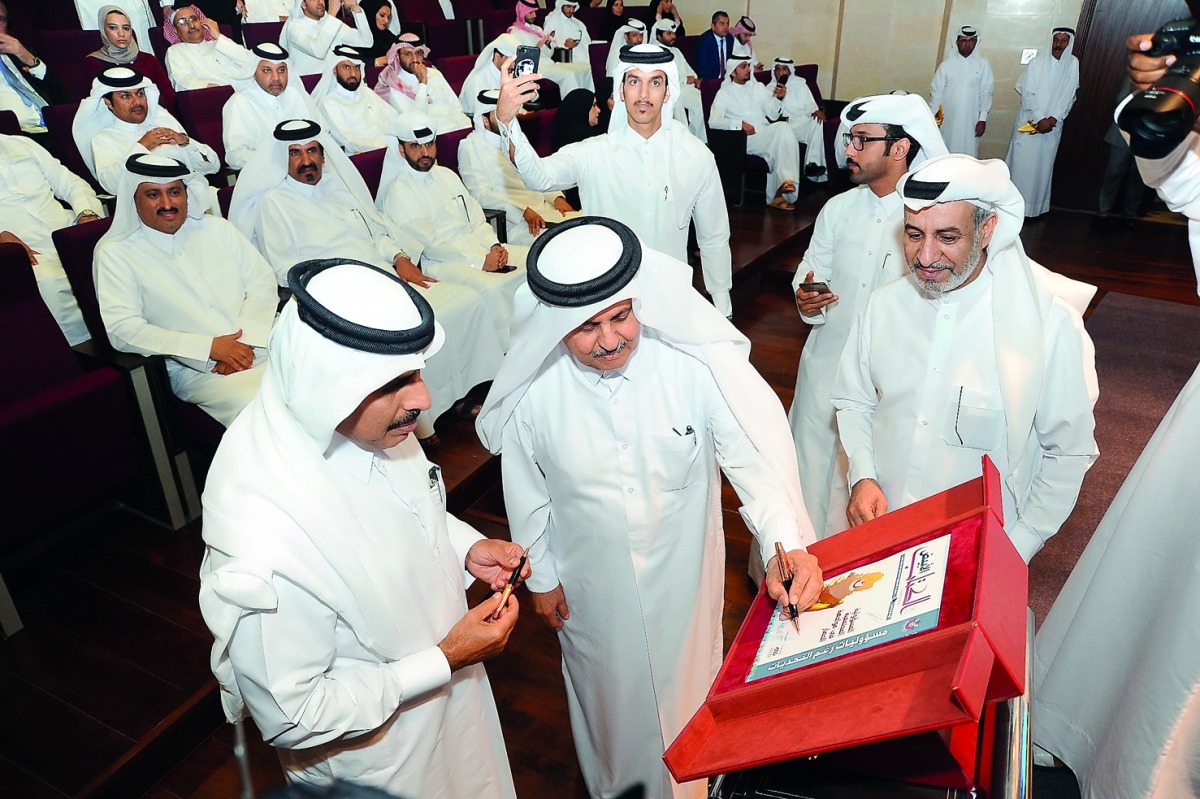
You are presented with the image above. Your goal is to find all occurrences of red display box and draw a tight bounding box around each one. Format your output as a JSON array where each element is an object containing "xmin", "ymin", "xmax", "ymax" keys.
[{"xmin": 665, "ymin": 457, "xmax": 1028, "ymax": 791}]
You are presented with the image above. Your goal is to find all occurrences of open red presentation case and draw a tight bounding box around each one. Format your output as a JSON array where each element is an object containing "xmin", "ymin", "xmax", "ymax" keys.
[{"xmin": 664, "ymin": 457, "xmax": 1028, "ymax": 791}]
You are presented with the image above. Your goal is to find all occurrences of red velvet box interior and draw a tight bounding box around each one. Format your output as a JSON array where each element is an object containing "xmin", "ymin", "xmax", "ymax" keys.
[{"xmin": 664, "ymin": 458, "xmax": 1028, "ymax": 789}]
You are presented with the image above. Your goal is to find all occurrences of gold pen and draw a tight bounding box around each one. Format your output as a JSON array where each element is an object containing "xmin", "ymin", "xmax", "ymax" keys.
[{"xmin": 774, "ymin": 541, "xmax": 801, "ymax": 632}]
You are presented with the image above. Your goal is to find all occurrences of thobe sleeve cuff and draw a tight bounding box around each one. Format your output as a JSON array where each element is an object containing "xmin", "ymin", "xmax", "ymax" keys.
[
  {"xmin": 798, "ymin": 306, "xmax": 826, "ymax": 325},
  {"xmin": 174, "ymin": 331, "xmax": 216, "ymax": 369},
  {"xmin": 846, "ymin": 456, "xmax": 877, "ymax": 491},
  {"xmin": 741, "ymin": 507, "xmax": 809, "ymax": 568},
  {"xmin": 523, "ymin": 548, "xmax": 560, "ymax": 594},
  {"xmin": 391, "ymin": 646, "xmax": 451, "ymax": 700},
  {"xmin": 239, "ymin": 319, "xmax": 273, "ymax": 349},
  {"xmin": 1007, "ymin": 521, "xmax": 1043, "ymax": 564}
]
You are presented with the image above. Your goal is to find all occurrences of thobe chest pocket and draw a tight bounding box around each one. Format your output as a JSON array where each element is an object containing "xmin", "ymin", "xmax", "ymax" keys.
[
  {"xmin": 943, "ymin": 387, "xmax": 1006, "ymax": 452},
  {"xmin": 427, "ymin": 465, "xmax": 446, "ymax": 508},
  {"xmin": 646, "ymin": 428, "xmax": 703, "ymax": 491}
]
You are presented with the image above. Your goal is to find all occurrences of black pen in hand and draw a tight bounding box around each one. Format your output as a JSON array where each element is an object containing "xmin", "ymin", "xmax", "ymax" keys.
[{"xmin": 774, "ymin": 541, "xmax": 801, "ymax": 632}]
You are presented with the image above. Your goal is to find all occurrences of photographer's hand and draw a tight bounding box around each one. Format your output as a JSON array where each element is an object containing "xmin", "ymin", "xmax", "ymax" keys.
[{"xmin": 1127, "ymin": 32, "xmax": 1174, "ymax": 91}]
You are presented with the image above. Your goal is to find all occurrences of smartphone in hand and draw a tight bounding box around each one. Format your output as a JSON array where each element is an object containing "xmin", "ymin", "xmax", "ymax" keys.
[
  {"xmin": 514, "ymin": 45, "xmax": 541, "ymax": 77},
  {"xmin": 797, "ymin": 281, "xmax": 832, "ymax": 295}
]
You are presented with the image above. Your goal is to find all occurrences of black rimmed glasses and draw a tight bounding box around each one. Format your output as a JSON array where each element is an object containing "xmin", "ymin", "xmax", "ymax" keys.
[{"xmin": 842, "ymin": 132, "xmax": 899, "ymax": 151}]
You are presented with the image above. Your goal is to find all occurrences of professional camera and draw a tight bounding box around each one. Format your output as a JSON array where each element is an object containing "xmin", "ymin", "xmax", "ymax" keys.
[{"xmin": 1118, "ymin": 17, "xmax": 1200, "ymax": 158}]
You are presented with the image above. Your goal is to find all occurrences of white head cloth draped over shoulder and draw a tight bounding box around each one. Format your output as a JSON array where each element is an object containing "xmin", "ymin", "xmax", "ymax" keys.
[
  {"xmin": 834, "ymin": 91, "xmax": 950, "ymax": 169},
  {"xmin": 200, "ymin": 258, "xmax": 445, "ymax": 720},
  {"xmin": 376, "ymin": 112, "xmax": 437, "ymax": 210},
  {"xmin": 544, "ymin": 0, "xmax": 584, "ymax": 43},
  {"xmin": 1020, "ymin": 27, "xmax": 1077, "ymax": 120},
  {"xmin": 476, "ymin": 216, "xmax": 816, "ymax": 544},
  {"xmin": 470, "ymin": 32, "xmax": 519, "ymax": 81},
  {"xmin": 722, "ymin": 53, "xmax": 750, "ymax": 84},
  {"xmin": 896, "ymin": 153, "xmax": 1096, "ymax": 466},
  {"xmin": 650, "ymin": 17, "xmax": 676, "ymax": 42},
  {"xmin": 72, "ymin": 66, "xmax": 165, "ymax": 174},
  {"xmin": 471, "ymin": 87, "xmax": 500, "ymax": 136},
  {"xmin": 605, "ymin": 17, "xmax": 647, "ymax": 75},
  {"xmin": 98, "ymin": 152, "xmax": 210, "ymax": 245},
  {"xmin": 311, "ymin": 43, "xmax": 367, "ymax": 105},
  {"xmin": 374, "ymin": 32, "xmax": 432, "ymax": 101}
]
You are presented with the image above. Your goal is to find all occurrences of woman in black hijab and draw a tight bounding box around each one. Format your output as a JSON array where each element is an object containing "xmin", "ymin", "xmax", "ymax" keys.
[
  {"xmin": 598, "ymin": 0, "xmax": 626, "ymax": 41},
  {"xmin": 359, "ymin": 0, "xmax": 398, "ymax": 66},
  {"xmin": 552, "ymin": 88, "xmax": 607, "ymax": 208}
]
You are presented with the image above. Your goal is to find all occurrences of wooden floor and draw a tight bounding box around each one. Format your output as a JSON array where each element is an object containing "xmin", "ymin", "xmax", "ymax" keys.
[{"xmin": 1, "ymin": 196, "xmax": 1194, "ymax": 799}]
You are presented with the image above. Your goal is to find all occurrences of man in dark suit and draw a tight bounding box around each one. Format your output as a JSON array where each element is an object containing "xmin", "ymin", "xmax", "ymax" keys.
[
  {"xmin": 0, "ymin": 0, "xmax": 64, "ymax": 133},
  {"xmin": 694, "ymin": 10, "xmax": 734, "ymax": 80}
]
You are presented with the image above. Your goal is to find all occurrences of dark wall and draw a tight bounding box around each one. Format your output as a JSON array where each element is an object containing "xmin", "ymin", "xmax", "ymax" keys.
[{"xmin": 1052, "ymin": 0, "xmax": 1190, "ymax": 211}]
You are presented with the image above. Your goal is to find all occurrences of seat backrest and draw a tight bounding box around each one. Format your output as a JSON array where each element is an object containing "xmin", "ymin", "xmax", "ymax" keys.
[
  {"xmin": 396, "ymin": 0, "xmax": 448, "ymax": 21},
  {"xmin": 436, "ymin": 126, "xmax": 471, "ymax": 174},
  {"xmin": 43, "ymin": 101, "xmax": 105, "ymax": 195},
  {"xmin": 301, "ymin": 72, "xmax": 321, "ymax": 93},
  {"xmin": 350, "ymin": 147, "xmax": 388, "ymax": 198},
  {"xmin": 576, "ymin": 7, "xmax": 607, "ymax": 38},
  {"xmin": 38, "ymin": 29, "xmax": 99, "ymax": 102},
  {"xmin": 624, "ymin": 5, "xmax": 654, "ymax": 26},
  {"xmin": 454, "ymin": 0, "xmax": 494, "ymax": 18},
  {"xmin": 699, "ymin": 78, "xmax": 721, "ymax": 121},
  {"xmin": 793, "ymin": 63, "xmax": 824, "ymax": 107},
  {"xmin": 589, "ymin": 41, "xmax": 607, "ymax": 91},
  {"xmin": 52, "ymin": 217, "xmax": 115, "ymax": 345},
  {"xmin": 426, "ymin": 19, "xmax": 470, "ymax": 59},
  {"xmin": 521, "ymin": 108, "xmax": 557, "ymax": 157},
  {"xmin": 754, "ymin": 69, "xmax": 770, "ymax": 86},
  {"xmin": 217, "ymin": 184, "xmax": 234, "ymax": 218},
  {"xmin": 241, "ymin": 20, "xmax": 285, "ymax": 50},
  {"xmin": 174, "ymin": 84, "xmax": 234, "ymax": 166},
  {"xmin": 0, "ymin": 110, "xmax": 18, "ymax": 136},
  {"xmin": 0, "ymin": 243, "xmax": 82, "ymax": 404},
  {"xmin": 435, "ymin": 54, "xmax": 476, "ymax": 94},
  {"xmin": 676, "ymin": 34, "xmax": 698, "ymax": 67}
]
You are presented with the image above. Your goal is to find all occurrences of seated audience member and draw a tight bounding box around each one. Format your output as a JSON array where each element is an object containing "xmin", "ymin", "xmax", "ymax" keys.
[
  {"xmin": 598, "ymin": 0, "xmax": 625, "ymax": 41},
  {"xmin": 509, "ymin": 0, "xmax": 593, "ymax": 94},
  {"xmin": 311, "ymin": 44, "xmax": 404, "ymax": 154},
  {"xmin": 280, "ymin": 0, "xmax": 373, "ymax": 77},
  {"xmin": 94, "ymin": 154, "xmax": 277, "ymax": 426},
  {"xmin": 359, "ymin": 0, "xmax": 400, "ymax": 65},
  {"xmin": 651, "ymin": 18, "xmax": 705, "ymax": 142},
  {"xmin": 459, "ymin": 89, "xmax": 575, "ymax": 245},
  {"xmin": 378, "ymin": 112, "xmax": 529, "ymax": 343},
  {"xmin": 0, "ymin": 133, "xmax": 103, "ymax": 344},
  {"xmin": 549, "ymin": 87, "xmax": 606, "ymax": 208},
  {"xmin": 459, "ymin": 34, "xmax": 518, "ymax": 117},
  {"xmin": 85, "ymin": 5, "xmax": 177, "ymax": 111},
  {"xmin": 831, "ymin": 154, "xmax": 1098, "ymax": 557},
  {"xmin": 0, "ymin": 0, "xmax": 62, "ymax": 133},
  {"xmin": 709, "ymin": 55, "xmax": 800, "ymax": 210},
  {"xmin": 375, "ymin": 33, "xmax": 470, "ymax": 134},
  {"xmin": 605, "ymin": 18, "xmax": 645, "ymax": 77},
  {"xmin": 652, "ymin": 0, "xmax": 684, "ymax": 36},
  {"xmin": 542, "ymin": 0, "xmax": 590, "ymax": 68},
  {"xmin": 73, "ymin": 67, "xmax": 220, "ymax": 198},
  {"xmin": 75, "ymin": 0, "xmax": 158, "ymax": 47},
  {"xmin": 241, "ymin": 0, "xmax": 291, "ymax": 23},
  {"xmin": 695, "ymin": 10, "xmax": 734, "ymax": 80},
  {"xmin": 223, "ymin": 42, "xmax": 317, "ymax": 170},
  {"xmin": 730, "ymin": 15, "xmax": 761, "ymax": 69},
  {"xmin": 230, "ymin": 118, "xmax": 504, "ymax": 437},
  {"xmin": 163, "ymin": 4, "xmax": 256, "ymax": 90},
  {"xmin": 770, "ymin": 56, "xmax": 827, "ymax": 180}
]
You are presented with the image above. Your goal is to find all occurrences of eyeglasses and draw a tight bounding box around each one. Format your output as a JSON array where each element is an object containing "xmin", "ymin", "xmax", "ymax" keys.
[{"xmin": 842, "ymin": 132, "xmax": 899, "ymax": 151}]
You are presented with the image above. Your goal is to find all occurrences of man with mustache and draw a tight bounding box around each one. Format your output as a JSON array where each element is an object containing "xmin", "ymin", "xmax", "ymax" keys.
[
  {"xmin": 831, "ymin": 154, "xmax": 1098, "ymax": 563},
  {"xmin": 93, "ymin": 153, "xmax": 277, "ymax": 426},
  {"xmin": 279, "ymin": 0, "xmax": 372, "ymax": 77},
  {"xmin": 222, "ymin": 41, "xmax": 318, "ymax": 170},
  {"xmin": 478, "ymin": 216, "xmax": 821, "ymax": 799},
  {"xmin": 199, "ymin": 258, "xmax": 524, "ymax": 797},
  {"xmin": 375, "ymin": 32, "xmax": 470, "ymax": 134},
  {"xmin": 787, "ymin": 93, "xmax": 946, "ymax": 536},
  {"xmin": 311, "ymin": 43, "xmax": 405, "ymax": 154},
  {"xmin": 162, "ymin": 3, "xmax": 255, "ymax": 90},
  {"xmin": 73, "ymin": 66, "xmax": 220, "ymax": 197}
]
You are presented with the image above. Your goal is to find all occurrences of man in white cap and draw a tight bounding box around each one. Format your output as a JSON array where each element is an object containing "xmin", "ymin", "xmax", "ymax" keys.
[
  {"xmin": 1005, "ymin": 27, "xmax": 1078, "ymax": 217},
  {"xmin": 477, "ymin": 216, "xmax": 822, "ymax": 799},
  {"xmin": 377, "ymin": 111, "xmax": 528, "ymax": 344},
  {"xmin": 459, "ymin": 33, "xmax": 518, "ymax": 117},
  {"xmin": 0, "ymin": 132, "xmax": 102, "ymax": 345},
  {"xmin": 509, "ymin": 0, "xmax": 592, "ymax": 94},
  {"xmin": 542, "ymin": 0, "xmax": 589, "ymax": 67},
  {"xmin": 230, "ymin": 118, "xmax": 505, "ymax": 437},
  {"xmin": 929, "ymin": 26, "xmax": 994, "ymax": 157},
  {"xmin": 789, "ymin": 92, "xmax": 947, "ymax": 536},
  {"xmin": 709, "ymin": 54, "xmax": 800, "ymax": 210},
  {"xmin": 495, "ymin": 43, "xmax": 735, "ymax": 318},
  {"xmin": 279, "ymin": 0, "xmax": 372, "ymax": 77},
  {"xmin": 222, "ymin": 41, "xmax": 318, "ymax": 170},
  {"xmin": 458, "ymin": 88, "xmax": 576, "ymax": 245},
  {"xmin": 605, "ymin": 18, "xmax": 646, "ymax": 78},
  {"xmin": 94, "ymin": 154, "xmax": 277, "ymax": 426},
  {"xmin": 769, "ymin": 57, "xmax": 826, "ymax": 180},
  {"xmin": 374, "ymin": 33, "xmax": 470, "ymax": 134},
  {"xmin": 311, "ymin": 44, "xmax": 405, "ymax": 154},
  {"xmin": 199, "ymin": 257, "xmax": 524, "ymax": 798},
  {"xmin": 831, "ymin": 154, "xmax": 1098, "ymax": 560},
  {"xmin": 163, "ymin": 4, "xmax": 255, "ymax": 90},
  {"xmin": 73, "ymin": 66, "xmax": 220, "ymax": 196},
  {"xmin": 651, "ymin": 17, "xmax": 705, "ymax": 143}
]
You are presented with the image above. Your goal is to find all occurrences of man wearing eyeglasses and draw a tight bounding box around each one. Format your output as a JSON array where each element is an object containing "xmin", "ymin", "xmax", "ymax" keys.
[{"xmin": 787, "ymin": 93, "xmax": 947, "ymax": 537}]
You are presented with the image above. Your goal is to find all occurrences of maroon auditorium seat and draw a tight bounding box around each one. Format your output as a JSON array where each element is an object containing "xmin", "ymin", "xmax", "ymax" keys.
[
  {"xmin": 350, "ymin": 147, "xmax": 388, "ymax": 198},
  {"xmin": 0, "ymin": 110, "xmax": 18, "ymax": 135},
  {"xmin": 301, "ymin": 72, "xmax": 321, "ymax": 93},
  {"xmin": 436, "ymin": 126, "xmax": 472, "ymax": 175},
  {"xmin": 174, "ymin": 84, "xmax": 234, "ymax": 167},
  {"xmin": 520, "ymin": 108, "xmax": 557, "ymax": 157},
  {"xmin": 435, "ymin": 54, "xmax": 476, "ymax": 95},
  {"xmin": 42, "ymin": 102, "xmax": 105, "ymax": 195},
  {"xmin": 241, "ymin": 20, "xmax": 285, "ymax": 50}
]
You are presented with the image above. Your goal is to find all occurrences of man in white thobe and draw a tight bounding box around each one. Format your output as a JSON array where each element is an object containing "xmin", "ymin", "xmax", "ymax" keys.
[
  {"xmin": 730, "ymin": 14, "xmax": 759, "ymax": 68},
  {"xmin": 377, "ymin": 112, "xmax": 528, "ymax": 346},
  {"xmin": 222, "ymin": 42, "xmax": 318, "ymax": 170},
  {"xmin": 459, "ymin": 34, "xmax": 517, "ymax": 117},
  {"xmin": 542, "ymin": 0, "xmax": 590, "ymax": 68},
  {"xmin": 1005, "ymin": 27, "xmax": 1078, "ymax": 217},
  {"xmin": 770, "ymin": 56, "xmax": 826, "ymax": 180},
  {"xmin": 0, "ymin": 133, "xmax": 103, "ymax": 345},
  {"xmin": 605, "ymin": 19, "xmax": 646, "ymax": 78},
  {"xmin": 458, "ymin": 88, "xmax": 576, "ymax": 245},
  {"xmin": 374, "ymin": 33, "xmax": 470, "ymax": 135},
  {"xmin": 73, "ymin": 67, "xmax": 220, "ymax": 198},
  {"xmin": 163, "ymin": 5, "xmax": 255, "ymax": 90},
  {"xmin": 509, "ymin": 0, "xmax": 592, "ymax": 95},
  {"xmin": 1031, "ymin": 43, "xmax": 1200, "ymax": 799},
  {"xmin": 94, "ymin": 154, "xmax": 277, "ymax": 426},
  {"xmin": 929, "ymin": 26, "xmax": 994, "ymax": 158},
  {"xmin": 280, "ymin": 0, "xmax": 372, "ymax": 76},
  {"xmin": 709, "ymin": 54, "xmax": 800, "ymax": 209},
  {"xmin": 476, "ymin": 216, "xmax": 822, "ymax": 799},
  {"xmin": 831, "ymin": 154, "xmax": 1099, "ymax": 561},
  {"xmin": 651, "ymin": 18, "xmax": 705, "ymax": 143},
  {"xmin": 242, "ymin": 0, "xmax": 291, "ymax": 22},
  {"xmin": 230, "ymin": 118, "xmax": 504, "ymax": 432},
  {"xmin": 311, "ymin": 44, "xmax": 405, "ymax": 154},
  {"xmin": 199, "ymin": 258, "xmax": 522, "ymax": 798},
  {"xmin": 789, "ymin": 93, "xmax": 947, "ymax": 536},
  {"xmin": 496, "ymin": 43, "xmax": 735, "ymax": 318}
]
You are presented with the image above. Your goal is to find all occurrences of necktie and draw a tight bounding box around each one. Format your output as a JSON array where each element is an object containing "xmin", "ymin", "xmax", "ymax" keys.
[
  {"xmin": 718, "ymin": 38, "xmax": 725, "ymax": 78},
  {"xmin": 1, "ymin": 58, "xmax": 45, "ymax": 125}
]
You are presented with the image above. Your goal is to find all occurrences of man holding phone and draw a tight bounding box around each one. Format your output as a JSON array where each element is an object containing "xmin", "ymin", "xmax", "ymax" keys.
[
  {"xmin": 493, "ymin": 42, "xmax": 735, "ymax": 318},
  {"xmin": 788, "ymin": 93, "xmax": 947, "ymax": 535}
]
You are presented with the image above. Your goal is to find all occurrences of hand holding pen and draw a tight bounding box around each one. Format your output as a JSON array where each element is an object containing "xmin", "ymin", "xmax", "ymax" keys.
[{"xmin": 766, "ymin": 542, "xmax": 823, "ymax": 630}]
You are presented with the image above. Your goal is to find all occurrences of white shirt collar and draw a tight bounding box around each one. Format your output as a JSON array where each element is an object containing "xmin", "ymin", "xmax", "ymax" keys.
[{"xmin": 324, "ymin": 431, "xmax": 376, "ymax": 484}]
